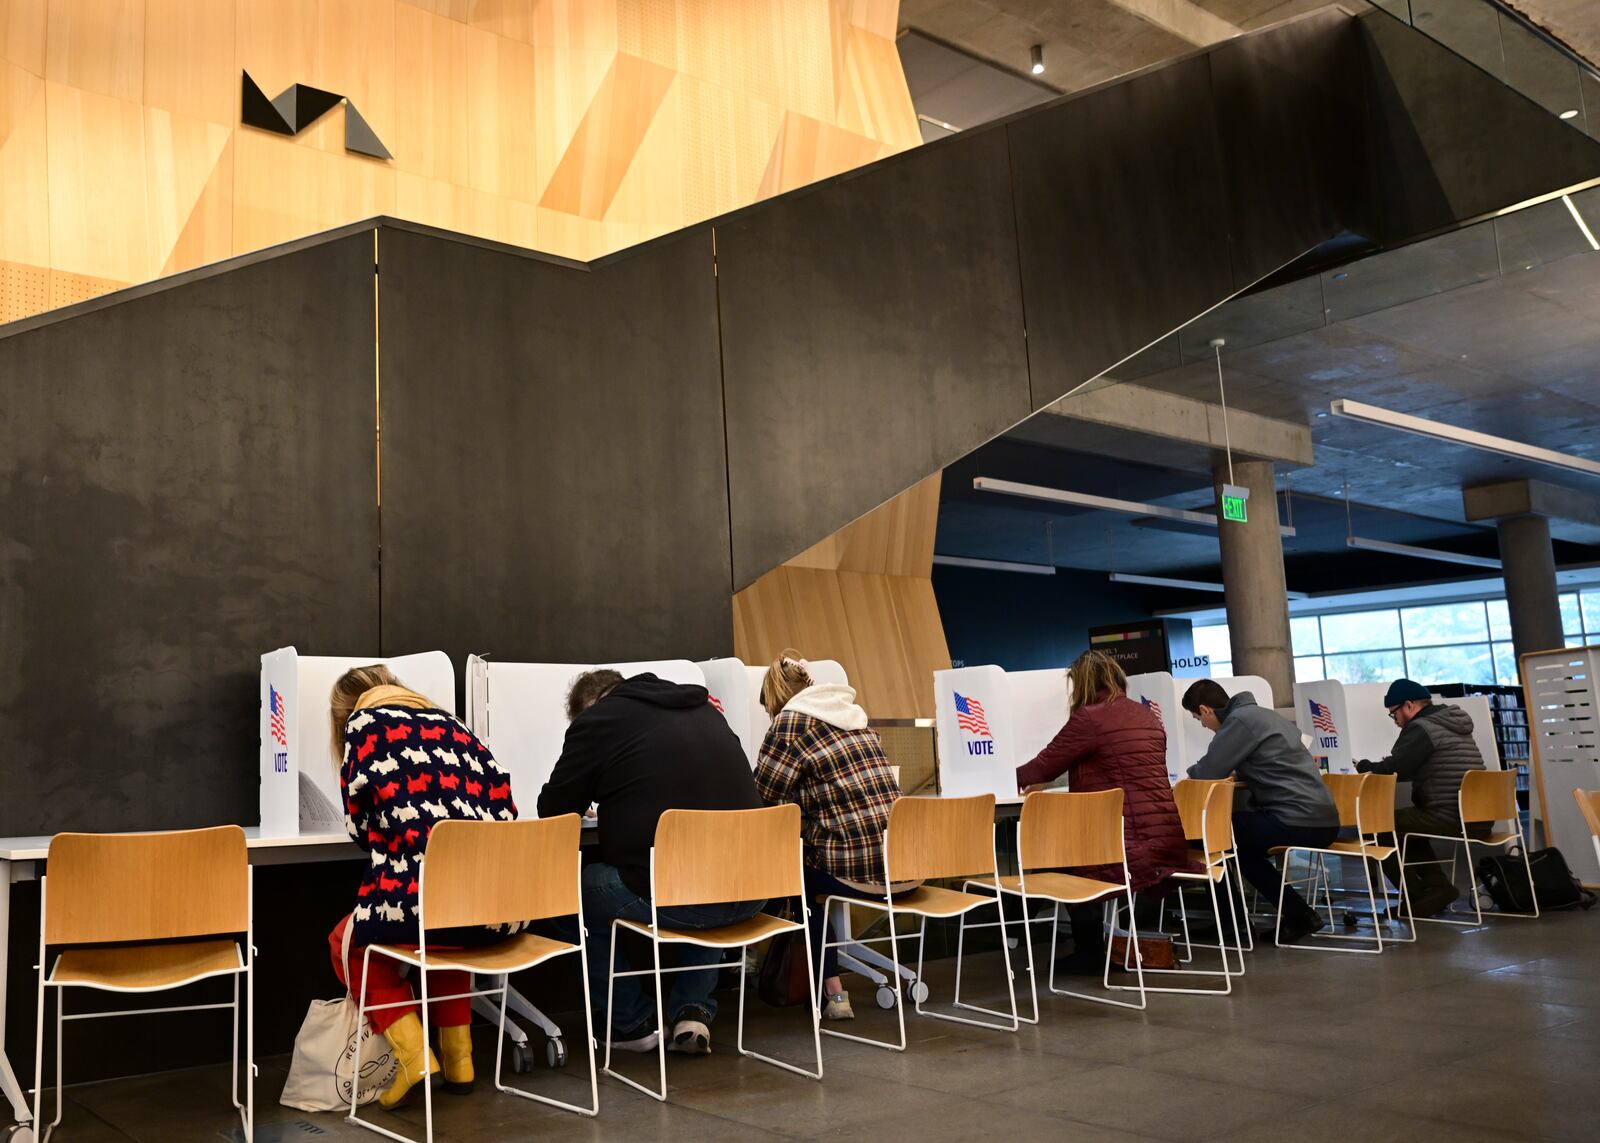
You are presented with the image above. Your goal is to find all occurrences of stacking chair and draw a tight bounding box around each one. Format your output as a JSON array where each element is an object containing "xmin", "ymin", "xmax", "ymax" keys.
[
  {"xmin": 602, "ymin": 804, "xmax": 821, "ymax": 1102},
  {"xmin": 1173, "ymin": 778, "xmax": 1252, "ymax": 953},
  {"xmin": 962, "ymin": 790, "xmax": 1143, "ymax": 1021},
  {"xmin": 822, "ymin": 794, "xmax": 1017, "ymax": 1050},
  {"xmin": 349, "ymin": 815, "xmax": 597, "ymax": 1143},
  {"xmin": 1276, "ymin": 773, "xmax": 1413, "ymax": 953},
  {"xmin": 1404, "ymin": 770, "xmax": 1538, "ymax": 925},
  {"xmin": 1577, "ymin": 788, "xmax": 1600, "ymax": 868},
  {"xmin": 34, "ymin": 826, "xmax": 254, "ymax": 1143},
  {"xmin": 1153, "ymin": 782, "xmax": 1246, "ymax": 993}
]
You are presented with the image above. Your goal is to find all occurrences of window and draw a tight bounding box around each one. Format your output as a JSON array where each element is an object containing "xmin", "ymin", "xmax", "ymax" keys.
[
  {"xmin": 1320, "ymin": 609, "xmax": 1402, "ymax": 653},
  {"xmin": 1323, "ymin": 650, "xmax": 1406, "ymax": 684},
  {"xmin": 1193, "ymin": 585, "xmax": 1600, "ymax": 686}
]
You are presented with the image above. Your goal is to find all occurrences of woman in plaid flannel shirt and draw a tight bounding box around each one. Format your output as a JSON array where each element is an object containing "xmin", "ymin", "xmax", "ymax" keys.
[{"xmin": 754, "ymin": 652, "xmax": 908, "ymax": 1021}]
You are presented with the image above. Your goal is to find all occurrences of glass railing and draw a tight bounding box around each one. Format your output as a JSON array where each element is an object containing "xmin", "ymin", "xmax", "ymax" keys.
[{"xmin": 1373, "ymin": 0, "xmax": 1600, "ymax": 139}]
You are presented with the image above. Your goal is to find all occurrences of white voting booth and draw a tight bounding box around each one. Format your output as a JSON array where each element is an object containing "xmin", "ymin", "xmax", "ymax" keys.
[
  {"xmin": 1122, "ymin": 672, "xmax": 1273, "ymax": 782},
  {"xmin": 696, "ymin": 657, "xmax": 849, "ymax": 767},
  {"xmin": 1292, "ymin": 680, "xmax": 1500, "ymax": 777},
  {"xmin": 932, "ymin": 665, "xmax": 1072, "ymax": 801},
  {"xmin": 259, "ymin": 648, "xmax": 455, "ymax": 835}
]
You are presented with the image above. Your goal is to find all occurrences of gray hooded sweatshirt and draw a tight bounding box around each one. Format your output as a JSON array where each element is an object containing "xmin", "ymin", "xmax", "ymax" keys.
[{"xmin": 1187, "ymin": 692, "xmax": 1339, "ymax": 828}]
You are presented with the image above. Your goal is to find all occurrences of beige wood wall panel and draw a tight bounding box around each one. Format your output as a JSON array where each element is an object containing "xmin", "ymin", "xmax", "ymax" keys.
[
  {"xmin": 782, "ymin": 565, "xmax": 862, "ymax": 686},
  {"xmin": 465, "ymin": 25, "xmax": 538, "ymax": 199},
  {"xmin": 394, "ymin": 4, "xmax": 469, "ymax": 182},
  {"xmin": 838, "ymin": 569, "xmax": 917, "ymax": 716},
  {"xmin": 145, "ymin": 105, "xmax": 231, "ymax": 271},
  {"xmin": 1, "ymin": 0, "xmax": 46, "ymax": 75},
  {"xmin": 886, "ymin": 573, "xmax": 950, "ymax": 717},
  {"xmin": 0, "ymin": 259, "xmax": 49, "ymax": 321},
  {"xmin": 732, "ymin": 566, "xmax": 802, "ymax": 668},
  {"xmin": 144, "ymin": 0, "xmax": 235, "ymax": 124},
  {"xmin": 2, "ymin": 0, "xmax": 916, "ymax": 321},
  {"xmin": 0, "ymin": 61, "xmax": 49, "ymax": 265},
  {"xmin": 539, "ymin": 49, "xmax": 674, "ymax": 218},
  {"xmin": 45, "ymin": 0, "xmax": 142, "ymax": 103},
  {"xmin": 45, "ymin": 81, "xmax": 149, "ymax": 282}
]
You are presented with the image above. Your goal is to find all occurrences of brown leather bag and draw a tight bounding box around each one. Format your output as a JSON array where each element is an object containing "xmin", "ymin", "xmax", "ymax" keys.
[
  {"xmin": 757, "ymin": 930, "xmax": 813, "ymax": 1008},
  {"xmin": 1108, "ymin": 932, "xmax": 1176, "ymax": 970}
]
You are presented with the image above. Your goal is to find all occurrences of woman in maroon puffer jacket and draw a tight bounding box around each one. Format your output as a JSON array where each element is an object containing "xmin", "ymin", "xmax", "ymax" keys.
[{"xmin": 1016, "ymin": 650, "xmax": 1192, "ymax": 972}]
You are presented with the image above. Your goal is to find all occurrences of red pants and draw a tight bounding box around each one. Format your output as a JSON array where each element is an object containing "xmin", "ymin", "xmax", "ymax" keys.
[{"xmin": 328, "ymin": 914, "xmax": 472, "ymax": 1034}]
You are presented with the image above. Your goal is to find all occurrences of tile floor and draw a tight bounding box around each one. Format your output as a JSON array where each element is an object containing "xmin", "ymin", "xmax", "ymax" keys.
[{"xmin": 20, "ymin": 906, "xmax": 1600, "ymax": 1142}]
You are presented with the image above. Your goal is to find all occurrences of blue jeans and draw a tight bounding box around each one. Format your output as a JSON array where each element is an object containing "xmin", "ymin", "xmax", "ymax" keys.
[{"xmin": 579, "ymin": 862, "xmax": 763, "ymax": 1035}]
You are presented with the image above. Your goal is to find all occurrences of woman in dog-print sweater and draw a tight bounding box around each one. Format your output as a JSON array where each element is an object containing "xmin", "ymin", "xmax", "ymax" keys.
[{"xmin": 325, "ymin": 664, "xmax": 519, "ymax": 1108}]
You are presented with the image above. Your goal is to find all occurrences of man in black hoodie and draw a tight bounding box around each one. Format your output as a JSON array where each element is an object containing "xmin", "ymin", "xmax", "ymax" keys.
[
  {"xmin": 1357, "ymin": 678, "xmax": 1488, "ymax": 917},
  {"xmin": 538, "ymin": 670, "xmax": 764, "ymax": 1056}
]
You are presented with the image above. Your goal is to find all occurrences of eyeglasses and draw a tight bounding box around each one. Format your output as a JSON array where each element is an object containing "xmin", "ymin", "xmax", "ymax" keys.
[{"xmin": 1387, "ymin": 706, "xmax": 1403, "ymax": 722}]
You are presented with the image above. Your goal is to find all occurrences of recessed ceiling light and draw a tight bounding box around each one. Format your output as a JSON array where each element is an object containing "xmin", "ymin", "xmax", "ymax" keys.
[
  {"xmin": 1030, "ymin": 44, "xmax": 1045, "ymax": 74},
  {"xmin": 1560, "ymin": 109, "xmax": 1580, "ymax": 120}
]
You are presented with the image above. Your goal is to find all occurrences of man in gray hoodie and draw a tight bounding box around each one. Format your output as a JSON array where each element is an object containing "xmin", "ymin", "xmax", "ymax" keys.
[
  {"xmin": 1183, "ymin": 680, "xmax": 1341, "ymax": 942},
  {"xmin": 1357, "ymin": 679, "xmax": 1488, "ymax": 917}
]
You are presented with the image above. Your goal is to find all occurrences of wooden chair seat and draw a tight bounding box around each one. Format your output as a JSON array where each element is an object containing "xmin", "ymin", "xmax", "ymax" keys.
[
  {"xmin": 1328, "ymin": 838, "xmax": 1396, "ymax": 860},
  {"xmin": 616, "ymin": 912, "xmax": 799, "ymax": 948},
  {"xmin": 996, "ymin": 871, "xmax": 1124, "ymax": 904},
  {"xmin": 51, "ymin": 939, "xmax": 242, "ymax": 991},
  {"xmin": 371, "ymin": 931, "xmax": 575, "ymax": 973},
  {"xmin": 875, "ymin": 883, "xmax": 996, "ymax": 918}
]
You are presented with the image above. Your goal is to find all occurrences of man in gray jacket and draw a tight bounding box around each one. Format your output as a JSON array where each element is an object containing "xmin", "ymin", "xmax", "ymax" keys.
[
  {"xmin": 1183, "ymin": 680, "xmax": 1341, "ymax": 942},
  {"xmin": 1357, "ymin": 679, "xmax": 1488, "ymax": 917}
]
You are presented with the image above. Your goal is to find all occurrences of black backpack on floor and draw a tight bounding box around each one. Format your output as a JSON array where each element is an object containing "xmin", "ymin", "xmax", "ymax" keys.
[{"xmin": 1476, "ymin": 847, "xmax": 1597, "ymax": 913}]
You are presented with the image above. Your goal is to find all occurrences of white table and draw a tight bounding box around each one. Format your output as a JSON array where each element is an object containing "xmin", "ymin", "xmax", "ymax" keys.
[{"xmin": 0, "ymin": 829, "xmax": 359, "ymax": 1134}]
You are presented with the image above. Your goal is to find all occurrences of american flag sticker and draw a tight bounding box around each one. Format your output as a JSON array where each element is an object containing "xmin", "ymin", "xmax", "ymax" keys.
[
  {"xmin": 1308, "ymin": 698, "xmax": 1337, "ymax": 735},
  {"xmin": 269, "ymin": 684, "xmax": 288, "ymax": 747},
  {"xmin": 1139, "ymin": 695, "xmax": 1164, "ymax": 726},
  {"xmin": 707, "ymin": 694, "xmax": 725, "ymax": 713},
  {"xmin": 953, "ymin": 692, "xmax": 992, "ymax": 737}
]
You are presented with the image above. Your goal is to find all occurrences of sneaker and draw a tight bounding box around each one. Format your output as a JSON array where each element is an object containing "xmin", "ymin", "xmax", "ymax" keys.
[
  {"xmin": 822, "ymin": 990, "xmax": 855, "ymax": 1021},
  {"xmin": 668, "ymin": 1005, "xmax": 713, "ymax": 1055},
  {"xmin": 607, "ymin": 1019, "xmax": 659, "ymax": 1054}
]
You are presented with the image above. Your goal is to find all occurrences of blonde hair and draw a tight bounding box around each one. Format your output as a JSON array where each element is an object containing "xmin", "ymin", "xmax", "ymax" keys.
[
  {"xmin": 329, "ymin": 663, "xmax": 400, "ymax": 762},
  {"xmin": 1069, "ymin": 650, "xmax": 1127, "ymax": 711},
  {"xmin": 759, "ymin": 649, "xmax": 814, "ymax": 718}
]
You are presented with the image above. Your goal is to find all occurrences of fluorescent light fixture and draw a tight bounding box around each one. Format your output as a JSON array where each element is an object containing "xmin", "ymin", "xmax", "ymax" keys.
[
  {"xmin": 1030, "ymin": 44, "xmax": 1045, "ymax": 74},
  {"xmin": 1563, "ymin": 194, "xmax": 1599, "ymax": 250},
  {"xmin": 1109, "ymin": 572, "xmax": 1308, "ymax": 599},
  {"xmin": 933, "ymin": 554, "xmax": 1055, "ymax": 575},
  {"xmin": 1346, "ymin": 536, "xmax": 1503, "ymax": 569},
  {"xmin": 1560, "ymin": 109, "xmax": 1581, "ymax": 120},
  {"xmin": 1329, "ymin": 399, "xmax": 1600, "ymax": 478},
  {"xmin": 973, "ymin": 476, "xmax": 1296, "ymax": 537}
]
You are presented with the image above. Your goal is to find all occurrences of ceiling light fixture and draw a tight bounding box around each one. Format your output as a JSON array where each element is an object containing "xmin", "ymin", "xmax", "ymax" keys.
[
  {"xmin": 1563, "ymin": 193, "xmax": 1599, "ymax": 251},
  {"xmin": 973, "ymin": 476, "xmax": 1296, "ymax": 536},
  {"xmin": 1329, "ymin": 399, "xmax": 1600, "ymax": 478},
  {"xmin": 1030, "ymin": 44, "xmax": 1045, "ymax": 74},
  {"xmin": 1109, "ymin": 572, "xmax": 1307, "ymax": 599},
  {"xmin": 1560, "ymin": 109, "xmax": 1580, "ymax": 120},
  {"xmin": 1345, "ymin": 536, "xmax": 1503, "ymax": 570},
  {"xmin": 933, "ymin": 554, "xmax": 1056, "ymax": 575}
]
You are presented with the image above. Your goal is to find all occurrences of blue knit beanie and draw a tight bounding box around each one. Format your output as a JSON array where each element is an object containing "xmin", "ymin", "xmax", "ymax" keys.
[{"xmin": 1383, "ymin": 678, "xmax": 1431, "ymax": 707}]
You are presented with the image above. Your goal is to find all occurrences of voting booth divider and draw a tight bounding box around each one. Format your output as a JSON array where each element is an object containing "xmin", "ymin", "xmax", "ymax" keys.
[
  {"xmin": 696, "ymin": 658, "xmax": 849, "ymax": 768},
  {"xmin": 259, "ymin": 648, "xmax": 456, "ymax": 835},
  {"xmin": 933, "ymin": 667, "xmax": 1279, "ymax": 800}
]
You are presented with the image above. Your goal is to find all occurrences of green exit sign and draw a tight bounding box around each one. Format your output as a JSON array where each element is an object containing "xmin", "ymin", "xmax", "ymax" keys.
[{"xmin": 1221, "ymin": 483, "xmax": 1250, "ymax": 523}]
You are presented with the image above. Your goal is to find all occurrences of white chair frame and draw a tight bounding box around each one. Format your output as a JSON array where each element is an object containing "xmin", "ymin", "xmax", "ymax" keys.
[
  {"xmin": 1403, "ymin": 781, "xmax": 1539, "ymax": 926},
  {"xmin": 821, "ymin": 822, "xmax": 1018, "ymax": 1052},
  {"xmin": 347, "ymin": 857, "xmax": 599, "ymax": 1143},
  {"xmin": 601, "ymin": 839, "xmax": 823, "ymax": 1102},
  {"xmin": 32, "ymin": 871, "xmax": 254, "ymax": 1143}
]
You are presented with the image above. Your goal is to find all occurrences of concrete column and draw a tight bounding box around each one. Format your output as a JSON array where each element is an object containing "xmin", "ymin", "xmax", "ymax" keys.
[
  {"xmin": 1496, "ymin": 514, "xmax": 1566, "ymax": 659},
  {"xmin": 1214, "ymin": 458, "xmax": 1294, "ymax": 711}
]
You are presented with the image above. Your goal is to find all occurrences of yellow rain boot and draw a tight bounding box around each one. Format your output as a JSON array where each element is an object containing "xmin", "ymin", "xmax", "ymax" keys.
[
  {"xmin": 438, "ymin": 1024, "xmax": 475, "ymax": 1094},
  {"xmin": 378, "ymin": 1012, "xmax": 440, "ymax": 1110}
]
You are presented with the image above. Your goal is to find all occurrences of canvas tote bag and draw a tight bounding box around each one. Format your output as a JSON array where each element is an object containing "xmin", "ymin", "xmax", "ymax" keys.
[{"xmin": 280, "ymin": 918, "xmax": 399, "ymax": 1111}]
